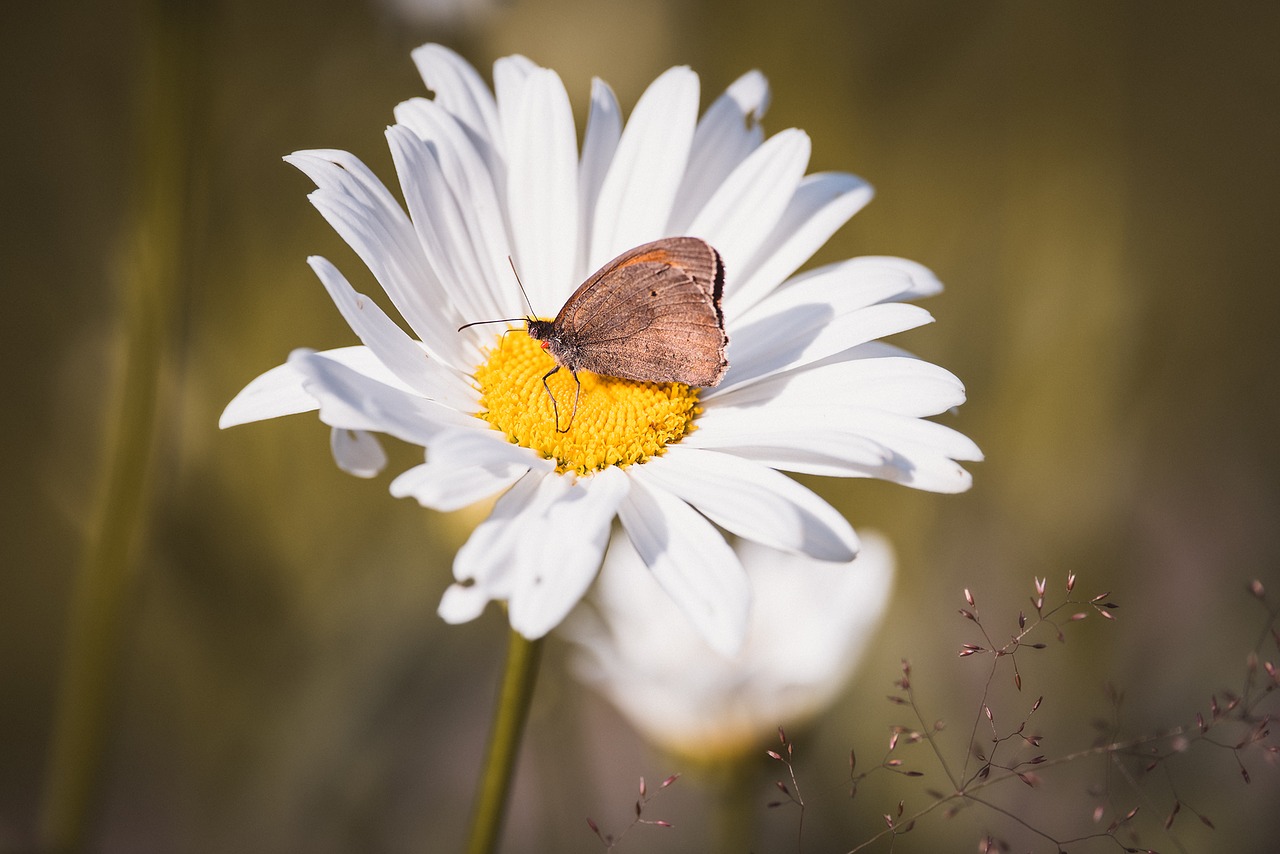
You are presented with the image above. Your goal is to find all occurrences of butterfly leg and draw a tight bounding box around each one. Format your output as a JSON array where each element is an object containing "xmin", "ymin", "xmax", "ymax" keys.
[
  {"xmin": 567, "ymin": 370, "xmax": 581, "ymax": 433},
  {"xmin": 540, "ymin": 366, "xmax": 581, "ymax": 433},
  {"xmin": 540, "ymin": 366, "xmax": 562, "ymax": 431}
]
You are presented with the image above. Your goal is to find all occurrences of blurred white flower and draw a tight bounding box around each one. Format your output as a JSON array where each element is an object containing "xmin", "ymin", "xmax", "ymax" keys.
[
  {"xmin": 564, "ymin": 531, "xmax": 896, "ymax": 761},
  {"xmin": 221, "ymin": 44, "xmax": 979, "ymax": 654}
]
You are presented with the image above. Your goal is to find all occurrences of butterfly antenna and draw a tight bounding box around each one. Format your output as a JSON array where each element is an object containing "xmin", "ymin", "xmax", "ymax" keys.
[
  {"xmin": 508, "ymin": 256, "xmax": 537, "ymax": 317},
  {"xmin": 457, "ymin": 316, "xmax": 528, "ymax": 332},
  {"xmin": 456, "ymin": 257, "xmax": 540, "ymax": 333}
]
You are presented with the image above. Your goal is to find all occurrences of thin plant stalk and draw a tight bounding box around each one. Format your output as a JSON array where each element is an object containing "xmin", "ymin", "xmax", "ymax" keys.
[
  {"xmin": 39, "ymin": 2, "xmax": 195, "ymax": 850},
  {"xmin": 466, "ymin": 629, "xmax": 544, "ymax": 854}
]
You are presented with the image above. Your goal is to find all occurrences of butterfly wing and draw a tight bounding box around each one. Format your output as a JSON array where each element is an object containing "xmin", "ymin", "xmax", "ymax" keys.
[{"xmin": 554, "ymin": 238, "xmax": 728, "ymax": 386}]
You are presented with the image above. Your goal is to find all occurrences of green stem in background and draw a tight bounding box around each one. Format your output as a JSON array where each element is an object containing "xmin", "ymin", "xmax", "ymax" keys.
[
  {"xmin": 39, "ymin": 2, "xmax": 196, "ymax": 850},
  {"xmin": 466, "ymin": 629, "xmax": 545, "ymax": 854}
]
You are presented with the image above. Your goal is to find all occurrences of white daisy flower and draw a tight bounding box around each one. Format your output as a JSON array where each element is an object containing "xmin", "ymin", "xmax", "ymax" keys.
[
  {"xmin": 220, "ymin": 44, "xmax": 981, "ymax": 655},
  {"xmin": 563, "ymin": 531, "xmax": 896, "ymax": 761}
]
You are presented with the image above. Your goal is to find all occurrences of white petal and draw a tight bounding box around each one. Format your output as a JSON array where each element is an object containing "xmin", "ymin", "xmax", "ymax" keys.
[
  {"xmin": 707, "ymin": 353, "xmax": 967, "ymax": 417},
  {"xmin": 442, "ymin": 471, "xmax": 549, "ymax": 625},
  {"xmin": 589, "ymin": 66, "xmax": 700, "ymax": 269},
  {"xmin": 410, "ymin": 43, "xmax": 501, "ymax": 168},
  {"xmin": 561, "ymin": 528, "xmax": 897, "ymax": 758},
  {"xmin": 330, "ymin": 427, "xmax": 386, "ymax": 478},
  {"xmin": 289, "ymin": 349, "xmax": 476, "ymax": 446},
  {"xmin": 668, "ymin": 69, "xmax": 770, "ymax": 233},
  {"xmin": 715, "ymin": 302, "xmax": 935, "ymax": 392},
  {"xmin": 391, "ymin": 100, "xmax": 520, "ymax": 318},
  {"xmin": 725, "ymin": 172, "xmax": 874, "ymax": 321},
  {"xmin": 493, "ymin": 53, "xmax": 539, "ymax": 160},
  {"xmin": 618, "ymin": 468, "xmax": 750, "ymax": 656},
  {"xmin": 735, "ymin": 532, "xmax": 895, "ymax": 683},
  {"xmin": 822, "ymin": 255, "xmax": 945, "ymax": 301},
  {"xmin": 503, "ymin": 67, "xmax": 580, "ymax": 313},
  {"xmin": 578, "ymin": 79, "xmax": 622, "ymax": 279},
  {"xmin": 692, "ymin": 401, "xmax": 981, "ymax": 490},
  {"xmin": 286, "ymin": 151, "xmax": 466, "ymax": 367},
  {"xmin": 837, "ymin": 407, "xmax": 983, "ymax": 462},
  {"xmin": 221, "ymin": 346, "xmax": 406, "ymax": 428},
  {"xmin": 727, "ymin": 434, "xmax": 977, "ymax": 492},
  {"xmin": 640, "ymin": 446, "xmax": 859, "ymax": 561},
  {"xmin": 443, "ymin": 468, "xmax": 628, "ymax": 637},
  {"xmin": 682, "ymin": 422, "xmax": 913, "ymax": 482},
  {"xmin": 285, "ymin": 150, "xmax": 408, "ymax": 239},
  {"xmin": 686, "ymin": 128, "xmax": 810, "ymax": 282},
  {"xmin": 508, "ymin": 467, "xmax": 629, "ymax": 639},
  {"xmin": 389, "ymin": 430, "xmax": 549, "ymax": 511},
  {"xmin": 437, "ymin": 582, "xmax": 491, "ymax": 625},
  {"xmin": 306, "ymin": 256, "xmax": 477, "ymax": 411},
  {"xmin": 739, "ymin": 256, "xmax": 946, "ymax": 326},
  {"xmin": 384, "ymin": 124, "xmax": 508, "ymax": 338},
  {"xmin": 222, "ymin": 362, "xmax": 319, "ymax": 428},
  {"xmin": 685, "ymin": 424, "xmax": 889, "ymax": 471}
]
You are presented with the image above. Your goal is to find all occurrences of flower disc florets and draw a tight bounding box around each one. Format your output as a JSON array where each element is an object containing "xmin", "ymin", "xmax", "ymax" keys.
[{"xmin": 475, "ymin": 329, "xmax": 700, "ymax": 475}]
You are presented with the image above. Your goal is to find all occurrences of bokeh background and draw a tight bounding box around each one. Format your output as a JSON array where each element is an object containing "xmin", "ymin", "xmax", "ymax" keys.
[{"xmin": 6, "ymin": 0, "xmax": 1279, "ymax": 851}]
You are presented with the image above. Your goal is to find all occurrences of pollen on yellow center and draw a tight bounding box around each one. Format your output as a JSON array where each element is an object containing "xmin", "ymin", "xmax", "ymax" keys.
[{"xmin": 474, "ymin": 328, "xmax": 701, "ymax": 474}]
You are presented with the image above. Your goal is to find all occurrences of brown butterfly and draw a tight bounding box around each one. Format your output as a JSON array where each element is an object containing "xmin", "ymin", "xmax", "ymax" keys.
[{"xmin": 462, "ymin": 237, "xmax": 728, "ymax": 432}]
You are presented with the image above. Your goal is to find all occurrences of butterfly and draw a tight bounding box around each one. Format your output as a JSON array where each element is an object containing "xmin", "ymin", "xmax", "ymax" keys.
[{"xmin": 464, "ymin": 237, "xmax": 728, "ymax": 432}]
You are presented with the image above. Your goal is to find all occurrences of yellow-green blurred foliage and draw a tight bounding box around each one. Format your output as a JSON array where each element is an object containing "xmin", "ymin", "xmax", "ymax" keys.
[{"xmin": 5, "ymin": 0, "xmax": 1278, "ymax": 851}]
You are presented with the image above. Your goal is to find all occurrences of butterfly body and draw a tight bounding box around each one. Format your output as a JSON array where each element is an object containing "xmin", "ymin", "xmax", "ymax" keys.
[{"xmin": 527, "ymin": 236, "xmax": 728, "ymax": 389}]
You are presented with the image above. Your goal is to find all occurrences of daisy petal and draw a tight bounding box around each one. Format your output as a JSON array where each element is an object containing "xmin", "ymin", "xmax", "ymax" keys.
[
  {"xmin": 330, "ymin": 427, "xmax": 387, "ymax": 478},
  {"xmin": 384, "ymin": 124, "xmax": 503, "ymax": 335},
  {"xmin": 725, "ymin": 171, "xmax": 874, "ymax": 320},
  {"xmin": 668, "ymin": 69, "xmax": 770, "ymax": 233},
  {"xmin": 444, "ymin": 469, "xmax": 627, "ymax": 637},
  {"xmin": 508, "ymin": 467, "xmax": 629, "ymax": 639},
  {"xmin": 718, "ymin": 257, "xmax": 945, "ymax": 388},
  {"xmin": 441, "ymin": 471, "xmax": 548, "ymax": 624},
  {"xmin": 642, "ymin": 446, "xmax": 859, "ymax": 562},
  {"xmin": 221, "ymin": 362, "xmax": 320, "ymax": 428},
  {"xmin": 389, "ymin": 430, "xmax": 549, "ymax": 511},
  {"xmin": 726, "ymin": 428, "xmax": 979, "ymax": 492},
  {"xmin": 220, "ymin": 346, "xmax": 405, "ymax": 428},
  {"xmin": 289, "ymin": 349, "xmax": 475, "ymax": 445},
  {"xmin": 692, "ymin": 402, "xmax": 980, "ymax": 491},
  {"xmin": 714, "ymin": 302, "xmax": 935, "ymax": 392},
  {"xmin": 619, "ymin": 468, "xmax": 750, "ymax": 656},
  {"xmin": 742, "ymin": 256, "xmax": 946, "ymax": 324},
  {"xmin": 493, "ymin": 53, "xmax": 539, "ymax": 159},
  {"xmin": 410, "ymin": 43, "xmax": 501, "ymax": 166},
  {"xmin": 286, "ymin": 151, "xmax": 464, "ymax": 366},
  {"xmin": 686, "ymin": 128, "xmax": 810, "ymax": 282},
  {"xmin": 503, "ymin": 67, "xmax": 579, "ymax": 313},
  {"xmin": 394, "ymin": 101, "xmax": 524, "ymax": 318},
  {"xmin": 306, "ymin": 256, "xmax": 477, "ymax": 411},
  {"xmin": 437, "ymin": 582, "xmax": 491, "ymax": 626},
  {"xmin": 578, "ymin": 79, "xmax": 622, "ymax": 277},
  {"xmin": 707, "ymin": 354, "xmax": 968, "ymax": 417},
  {"xmin": 589, "ymin": 66, "xmax": 700, "ymax": 268}
]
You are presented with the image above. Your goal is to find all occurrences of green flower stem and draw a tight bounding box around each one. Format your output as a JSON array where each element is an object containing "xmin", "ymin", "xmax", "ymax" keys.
[
  {"xmin": 710, "ymin": 755, "xmax": 756, "ymax": 854},
  {"xmin": 466, "ymin": 629, "xmax": 545, "ymax": 854},
  {"xmin": 39, "ymin": 2, "xmax": 196, "ymax": 850}
]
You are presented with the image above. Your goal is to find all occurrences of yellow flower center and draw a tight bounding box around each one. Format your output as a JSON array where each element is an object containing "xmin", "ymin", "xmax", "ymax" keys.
[{"xmin": 474, "ymin": 328, "xmax": 701, "ymax": 475}]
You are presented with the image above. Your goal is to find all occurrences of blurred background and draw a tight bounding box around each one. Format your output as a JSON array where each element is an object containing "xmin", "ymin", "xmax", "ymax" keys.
[{"xmin": 5, "ymin": 0, "xmax": 1279, "ymax": 851}]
